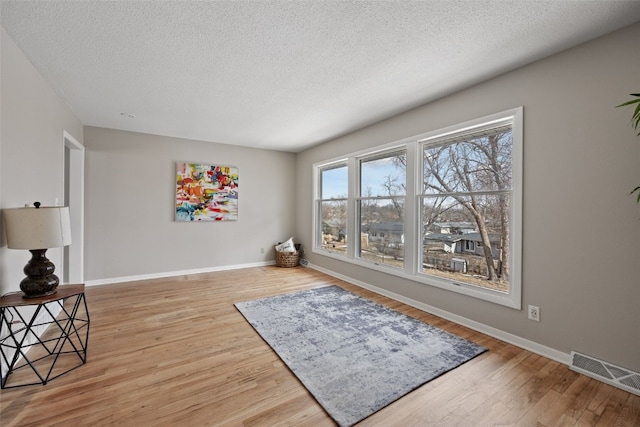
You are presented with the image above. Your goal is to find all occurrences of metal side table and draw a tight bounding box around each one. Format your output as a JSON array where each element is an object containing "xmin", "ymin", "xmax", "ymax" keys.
[{"xmin": 0, "ymin": 284, "xmax": 90, "ymax": 388}]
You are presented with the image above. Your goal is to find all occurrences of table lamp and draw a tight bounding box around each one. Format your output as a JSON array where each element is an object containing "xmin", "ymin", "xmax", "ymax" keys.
[{"xmin": 2, "ymin": 202, "xmax": 72, "ymax": 298}]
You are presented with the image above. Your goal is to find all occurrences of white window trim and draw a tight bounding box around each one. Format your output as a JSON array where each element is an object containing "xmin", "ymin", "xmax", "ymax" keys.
[{"xmin": 312, "ymin": 107, "xmax": 523, "ymax": 309}]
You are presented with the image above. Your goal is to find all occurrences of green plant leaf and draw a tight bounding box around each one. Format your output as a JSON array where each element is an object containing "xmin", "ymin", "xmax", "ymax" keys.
[
  {"xmin": 617, "ymin": 95, "xmax": 640, "ymax": 201},
  {"xmin": 633, "ymin": 102, "xmax": 640, "ymax": 131},
  {"xmin": 617, "ymin": 95, "xmax": 640, "ymax": 134},
  {"xmin": 616, "ymin": 99, "xmax": 640, "ymax": 108}
]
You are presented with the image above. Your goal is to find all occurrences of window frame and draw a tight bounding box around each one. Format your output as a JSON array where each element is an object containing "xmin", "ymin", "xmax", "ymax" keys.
[{"xmin": 312, "ymin": 107, "xmax": 523, "ymax": 309}]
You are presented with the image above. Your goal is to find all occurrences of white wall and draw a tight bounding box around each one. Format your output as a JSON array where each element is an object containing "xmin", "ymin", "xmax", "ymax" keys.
[
  {"xmin": 0, "ymin": 28, "xmax": 84, "ymax": 295},
  {"xmin": 296, "ymin": 23, "xmax": 640, "ymax": 371},
  {"xmin": 83, "ymin": 127, "xmax": 296, "ymax": 282}
]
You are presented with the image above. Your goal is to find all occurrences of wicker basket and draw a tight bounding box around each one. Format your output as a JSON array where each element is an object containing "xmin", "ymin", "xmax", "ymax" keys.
[
  {"xmin": 275, "ymin": 250, "xmax": 300, "ymax": 268},
  {"xmin": 275, "ymin": 243, "xmax": 302, "ymax": 268}
]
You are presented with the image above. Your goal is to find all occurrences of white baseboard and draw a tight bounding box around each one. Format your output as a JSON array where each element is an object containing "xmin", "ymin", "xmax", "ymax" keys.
[
  {"xmin": 304, "ymin": 261, "xmax": 571, "ymax": 366},
  {"xmin": 85, "ymin": 260, "xmax": 276, "ymax": 287}
]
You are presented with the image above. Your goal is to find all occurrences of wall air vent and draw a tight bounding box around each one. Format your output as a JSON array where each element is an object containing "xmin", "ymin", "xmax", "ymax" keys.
[{"xmin": 570, "ymin": 351, "xmax": 640, "ymax": 396}]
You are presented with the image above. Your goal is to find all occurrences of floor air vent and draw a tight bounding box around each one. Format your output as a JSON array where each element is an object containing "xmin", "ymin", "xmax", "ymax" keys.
[{"xmin": 570, "ymin": 351, "xmax": 640, "ymax": 396}]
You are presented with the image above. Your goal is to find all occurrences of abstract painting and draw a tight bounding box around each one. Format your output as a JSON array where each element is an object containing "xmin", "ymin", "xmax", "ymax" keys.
[{"xmin": 176, "ymin": 162, "xmax": 238, "ymax": 221}]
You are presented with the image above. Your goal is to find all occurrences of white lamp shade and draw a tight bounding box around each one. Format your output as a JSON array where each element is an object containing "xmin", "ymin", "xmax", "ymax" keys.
[{"xmin": 3, "ymin": 206, "xmax": 72, "ymax": 249}]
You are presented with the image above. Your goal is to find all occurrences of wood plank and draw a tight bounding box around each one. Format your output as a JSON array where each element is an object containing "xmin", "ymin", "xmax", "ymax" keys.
[{"xmin": 1, "ymin": 266, "xmax": 638, "ymax": 426}]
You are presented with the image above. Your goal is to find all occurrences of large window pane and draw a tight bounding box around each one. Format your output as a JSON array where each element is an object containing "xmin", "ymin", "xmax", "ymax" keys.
[
  {"xmin": 317, "ymin": 162, "xmax": 348, "ymax": 256},
  {"xmin": 420, "ymin": 124, "xmax": 513, "ymax": 294},
  {"xmin": 358, "ymin": 151, "xmax": 406, "ymax": 268}
]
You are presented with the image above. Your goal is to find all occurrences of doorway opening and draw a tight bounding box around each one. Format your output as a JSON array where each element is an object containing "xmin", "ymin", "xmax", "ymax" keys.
[{"xmin": 63, "ymin": 130, "xmax": 84, "ymax": 284}]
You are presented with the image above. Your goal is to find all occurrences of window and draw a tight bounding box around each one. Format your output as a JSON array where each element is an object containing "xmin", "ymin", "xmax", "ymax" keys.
[
  {"xmin": 419, "ymin": 119, "xmax": 514, "ymax": 294},
  {"xmin": 358, "ymin": 150, "xmax": 406, "ymax": 268},
  {"xmin": 316, "ymin": 162, "xmax": 348, "ymax": 256},
  {"xmin": 313, "ymin": 108, "xmax": 522, "ymax": 308}
]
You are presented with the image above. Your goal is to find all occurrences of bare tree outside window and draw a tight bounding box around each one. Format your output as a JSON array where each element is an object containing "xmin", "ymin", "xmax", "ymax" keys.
[{"xmin": 421, "ymin": 127, "xmax": 512, "ymax": 292}]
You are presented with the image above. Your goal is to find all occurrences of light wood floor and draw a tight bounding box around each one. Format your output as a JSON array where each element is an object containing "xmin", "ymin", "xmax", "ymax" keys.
[{"xmin": 1, "ymin": 266, "xmax": 638, "ymax": 426}]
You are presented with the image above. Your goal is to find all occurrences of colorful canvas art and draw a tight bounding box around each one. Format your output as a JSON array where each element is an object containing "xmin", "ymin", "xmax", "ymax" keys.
[{"xmin": 176, "ymin": 162, "xmax": 238, "ymax": 221}]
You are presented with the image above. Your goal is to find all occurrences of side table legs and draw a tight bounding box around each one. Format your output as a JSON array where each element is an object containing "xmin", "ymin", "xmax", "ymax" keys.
[{"xmin": 0, "ymin": 292, "xmax": 90, "ymax": 389}]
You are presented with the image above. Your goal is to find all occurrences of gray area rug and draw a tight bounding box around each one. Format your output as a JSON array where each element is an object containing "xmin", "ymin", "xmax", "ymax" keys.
[{"xmin": 234, "ymin": 285, "xmax": 486, "ymax": 426}]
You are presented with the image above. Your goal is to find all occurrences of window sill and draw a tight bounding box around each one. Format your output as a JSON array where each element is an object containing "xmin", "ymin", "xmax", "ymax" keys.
[{"xmin": 311, "ymin": 248, "xmax": 521, "ymax": 309}]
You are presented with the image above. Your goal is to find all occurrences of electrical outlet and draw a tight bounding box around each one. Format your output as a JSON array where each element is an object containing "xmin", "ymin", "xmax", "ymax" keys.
[
  {"xmin": 528, "ymin": 305, "xmax": 540, "ymax": 322},
  {"xmin": 260, "ymin": 247, "xmax": 265, "ymax": 254}
]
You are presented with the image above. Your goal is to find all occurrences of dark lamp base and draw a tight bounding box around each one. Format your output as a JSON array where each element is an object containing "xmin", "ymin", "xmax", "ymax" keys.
[{"xmin": 20, "ymin": 249, "xmax": 60, "ymax": 298}]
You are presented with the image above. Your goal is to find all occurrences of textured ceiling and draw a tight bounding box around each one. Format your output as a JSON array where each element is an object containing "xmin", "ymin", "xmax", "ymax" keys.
[{"xmin": 2, "ymin": 1, "xmax": 640, "ymax": 152}]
